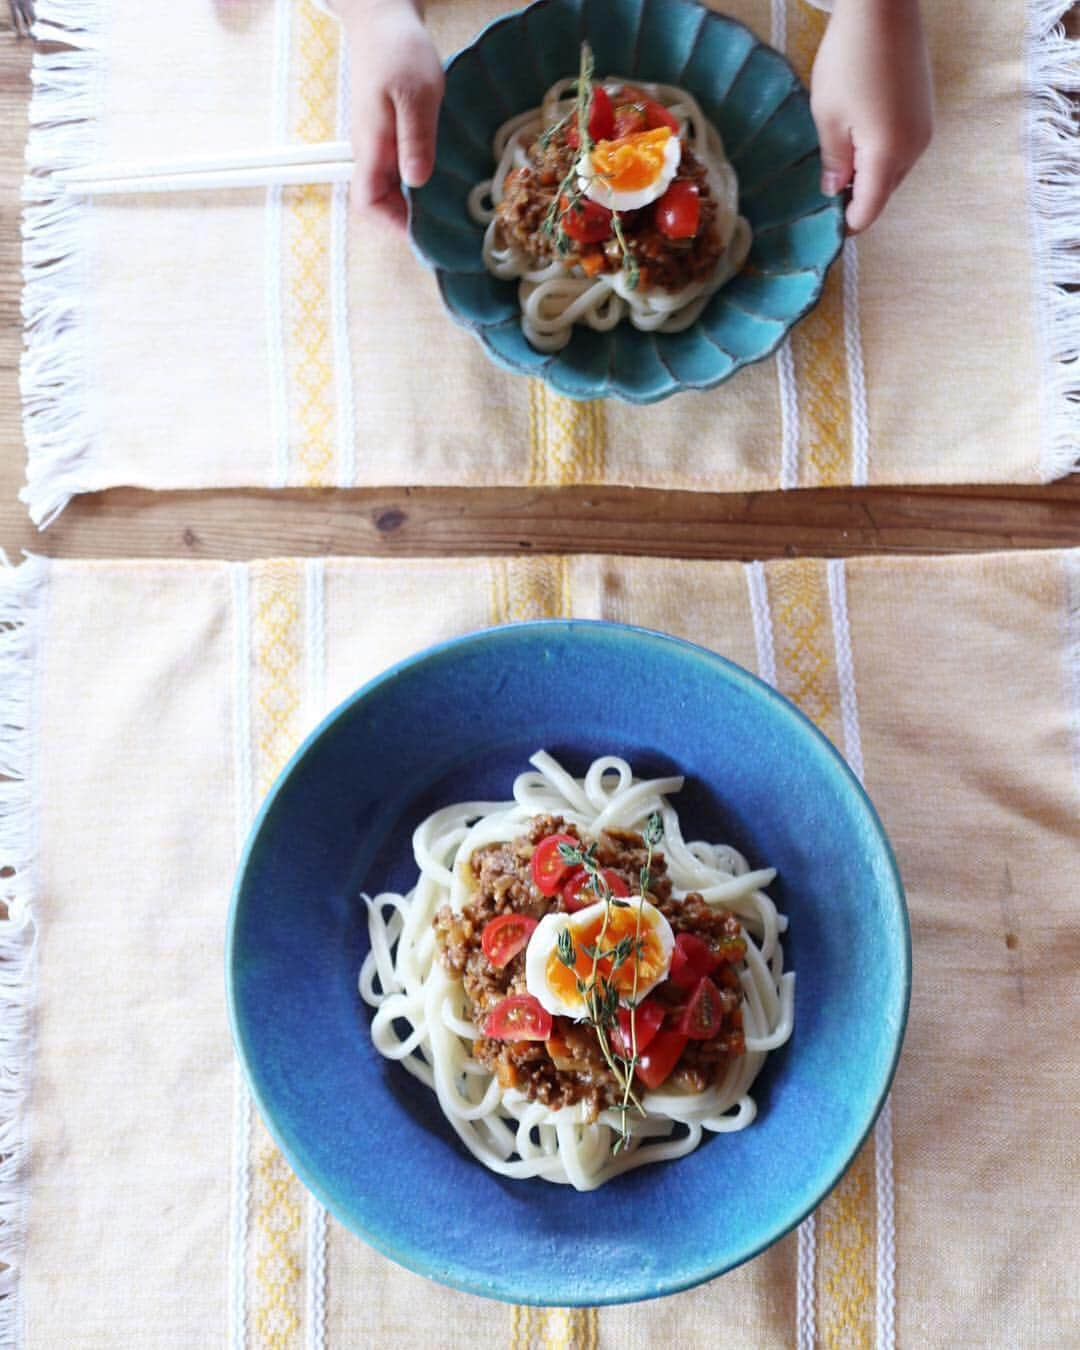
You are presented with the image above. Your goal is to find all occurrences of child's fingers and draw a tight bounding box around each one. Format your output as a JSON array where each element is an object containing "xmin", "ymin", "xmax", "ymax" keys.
[
  {"xmin": 845, "ymin": 149, "xmax": 896, "ymax": 234},
  {"xmin": 370, "ymin": 189, "xmax": 409, "ymax": 230},
  {"xmin": 815, "ymin": 118, "xmax": 855, "ymax": 198},
  {"xmin": 392, "ymin": 70, "xmax": 445, "ymax": 189},
  {"xmin": 352, "ymin": 97, "xmax": 407, "ymax": 228}
]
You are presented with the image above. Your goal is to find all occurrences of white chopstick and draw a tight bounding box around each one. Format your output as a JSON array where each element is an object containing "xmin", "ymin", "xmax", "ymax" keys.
[{"xmin": 55, "ymin": 140, "xmax": 355, "ymax": 195}]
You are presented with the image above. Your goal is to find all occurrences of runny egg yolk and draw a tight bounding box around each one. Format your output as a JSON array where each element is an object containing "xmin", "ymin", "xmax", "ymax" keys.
[
  {"xmin": 590, "ymin": 126, "xmax": 673, "ymax": 195},
  {"xmin": 545, "ymin": 901, "xmax": 669, "ymax": 1009}
]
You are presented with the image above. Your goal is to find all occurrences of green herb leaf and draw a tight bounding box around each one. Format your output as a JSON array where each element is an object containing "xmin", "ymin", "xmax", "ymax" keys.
[
  {"xmin": 612, "ymin": 936, "xmax": 634, "ymax": 967},
  {"xmin": 557, "ymin": 927, "xmax": 577, "ymax": 968},
  {"xmin": 557, "ymin": 841, "xmax": 582, "ymax": 865},
  {"xmin": 644, "ymin": 812, "xmax": 664, "ymax": 846}
]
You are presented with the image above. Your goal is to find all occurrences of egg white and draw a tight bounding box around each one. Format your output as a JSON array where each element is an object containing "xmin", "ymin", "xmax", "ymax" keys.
[
  {"xmin": 578, "ymin": 132, "xmax": 682, "ymax": 213},
  {"xmin": 524, "ymin": 897, "xmax": 675, "ymax": 1019}
]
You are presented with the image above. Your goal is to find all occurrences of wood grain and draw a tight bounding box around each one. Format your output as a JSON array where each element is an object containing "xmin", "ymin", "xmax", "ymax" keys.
[{"xmin": 0, "ymin": 19, "xmax": 1076, "ymax": 562}]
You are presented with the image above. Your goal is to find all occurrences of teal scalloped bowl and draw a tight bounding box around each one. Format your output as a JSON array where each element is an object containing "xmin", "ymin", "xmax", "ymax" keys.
[{"xmin": 406, "ymin": 0, "xmax": 845, "ymax": 404}]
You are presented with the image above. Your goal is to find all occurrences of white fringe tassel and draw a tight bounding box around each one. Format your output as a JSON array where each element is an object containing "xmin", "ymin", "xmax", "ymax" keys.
[
  {"xmin": 20, "ymin": 4, "xmax": 106, "ymax": 529},
  {"xmin": 0, "ymin": 555, "xmax": 46, "ymax": 1344},
  {"xmin": 1025, "ymin": 0, "xmax": 1080, "ymax": 481}
]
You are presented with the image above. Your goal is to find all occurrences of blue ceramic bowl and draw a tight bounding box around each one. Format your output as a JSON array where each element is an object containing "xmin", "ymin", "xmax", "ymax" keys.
[
  {"xmin": 407, "ymin": 0, "xmax": 845, "ymax": 403},
  {"xmin": 228, "ymin": 622, "xmax": 909, "ymax": 1305}
]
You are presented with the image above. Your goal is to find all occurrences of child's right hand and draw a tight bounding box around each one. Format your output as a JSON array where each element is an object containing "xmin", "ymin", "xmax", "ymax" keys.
[{"xmin": 339, "ymin": 0, "xmax": 444, "ymax": 228}]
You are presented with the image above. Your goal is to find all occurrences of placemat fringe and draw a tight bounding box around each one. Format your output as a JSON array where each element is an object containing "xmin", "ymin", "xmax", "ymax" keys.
[
  {"xmin": 1025, "ymin": 0, "xmax": 1080, "ymax": 481},
  {"xmin": 0, "ymin": 555, "xmax": 47, "ymax": 1347},
  {"xmin": 20, "ymin": 3, "xmax": 105, "ymax": 529}
]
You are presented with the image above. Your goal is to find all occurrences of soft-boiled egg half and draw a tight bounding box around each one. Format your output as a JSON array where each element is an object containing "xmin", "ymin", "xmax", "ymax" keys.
[
  {"xmin": 579, "ymin": 126, "xmax": 681, "ymax": 213},
  {"xmin": 525, "ymin": 897, "xmax": 675, "ymax": 1019}
]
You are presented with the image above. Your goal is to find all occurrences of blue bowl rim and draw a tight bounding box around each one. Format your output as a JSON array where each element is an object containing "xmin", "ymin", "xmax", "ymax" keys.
[
  {"xmin": 226, "ymin": 618, "xmax": 911, "ymax": 1305},
  {"xmin": 404, "ymin": 0, "xmax": 847, "ymax": 404}
]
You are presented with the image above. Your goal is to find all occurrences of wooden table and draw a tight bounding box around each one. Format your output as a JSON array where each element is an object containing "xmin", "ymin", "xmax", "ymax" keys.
[{"xmin": 1, "ymin": 17, "xmax": 1077, "ymax": 561}]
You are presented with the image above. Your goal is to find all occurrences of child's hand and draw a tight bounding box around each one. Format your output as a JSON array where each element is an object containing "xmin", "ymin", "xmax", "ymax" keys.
[
  {"xmin": 338, "ymin": 0, "xmax": 444, "ymax": 227},
  {"xmin": 810, "ymin": 0, "xmax": 933, "ymax": 234}
]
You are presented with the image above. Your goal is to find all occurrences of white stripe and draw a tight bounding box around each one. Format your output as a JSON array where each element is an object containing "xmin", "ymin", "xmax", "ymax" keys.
[
  {"xmin": 266, "ymin": 0, "xmax": 293, "ymax": 489},
  {"xmin": 744, "ymin": 561, "xmax": 777, "ymax": 689},
  {"xmin": 332, "ymin": 37, "xmax": 358, "ymax": 488},
  {"xmin": 796, "ymin": 1213, "xmax": 817, "ymax": 1350},
  {"xmin": 228, "ymin": 563, "xmax": 254, "ymax": 1349},
  {"xmin": 825, "ymin": 558, "xmax": 864, "ymax": 783},
  {"xmin": 302, "ymin": 558, "xmax": 329, "ymax": 1350},
  {"xmin": 841, "ymin": 239, "xmax": 870, "ymax": 486},
  {"xmin": 305, "ymin": 1195, "xmax": 328, "ymax": 1350},
  {"xmin": 745, "ymin": 558, "xmax": 817, "ymax": 1349},
  {"xmin": 873, "ymin": 1095, "xmax": 897, "ymax": 1349},
  {"xmin": 1064, "ymin": 551, "xmax": 1080, "ymax": 800},
  {"xmin": 826, "ymin": 558, "xmax": 896, "ymax": 1349},
  {"xmin": 776, "ymin": 338, "xmax": 800, "ymax": 489},
  {"xmin": 770, "ymin": 0, "xmax": 787, "ymax": 52}
]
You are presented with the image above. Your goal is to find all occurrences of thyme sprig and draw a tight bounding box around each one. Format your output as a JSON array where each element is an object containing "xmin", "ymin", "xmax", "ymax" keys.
[
  {"xmin": 539, "ymin": 41, "xmax": 641, "ymax": 291},
  {"xmin": 555, "ymin": 810, "xmax": 665, "ymax": 1154}
]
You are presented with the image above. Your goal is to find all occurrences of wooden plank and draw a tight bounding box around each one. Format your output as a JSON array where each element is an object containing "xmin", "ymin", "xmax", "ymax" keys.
[{"xmin": 0, "ymin": 20, "xmax": 1076, "ymax": 562}]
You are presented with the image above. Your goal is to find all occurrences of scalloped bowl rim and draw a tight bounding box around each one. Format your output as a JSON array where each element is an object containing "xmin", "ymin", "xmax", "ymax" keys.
[
  {"xmin": 405, "ymin": 0, "xmax": 846, "ymax": 403},
  {"xmin": 226, "ymin": 619, "xmax": 911, "ymax": 1305}
]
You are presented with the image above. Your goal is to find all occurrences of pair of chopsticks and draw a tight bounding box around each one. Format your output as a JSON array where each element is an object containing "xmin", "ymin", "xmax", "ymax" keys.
[{"xmin": 54, "ymin": 140, "xmax": 354, "ymax": 195}]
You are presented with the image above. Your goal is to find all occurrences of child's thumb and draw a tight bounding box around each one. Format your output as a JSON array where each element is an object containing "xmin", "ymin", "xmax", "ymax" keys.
[
  {"xmin": 394, "ymin": 78, "xmax": 443, "ymax": 189},
  {"xmin": 817, "ymin": 122, "xmax": 854, "ymax": 198}
]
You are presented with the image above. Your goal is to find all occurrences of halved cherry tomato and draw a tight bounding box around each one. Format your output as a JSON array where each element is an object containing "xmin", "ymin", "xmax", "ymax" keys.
[
  {"xmin": 668, "ymin": 930, "xmax": 719, "ymax": 989},
  {"xmin": 531, "ymin": 833, "xmax": 579, "ymax": 895},
  {"xmin": 655, "ymin": 179, "xmax": 700, "ymax": 239},
  {"xmin": 561, "ymin": 866, "xmax": 629, "ymax": 912},
  {"xmin": 611, "ymin": 998, "xmax": 665, "ymax": 1058},
  {"xmin": 675, "ymin": 931, "xmax": 721, "ymax": 978},
  {"xmin": 565, "ymin": 84, "xmax": 615, "ymax": 148},
  {"xmin": 482, "ymin": 993, "xmax": 553, "ymax": 1041},
  {"xmin": 677, "ymin": 976, "xmax": 724, "ymax": 1040},
  {"xmin": 634, "ymin": 1028, "xmax": 689, "ymax": 1089},
  {"xmin": 612, "ymin": 104, "xmax": 648, "ymax": 138},
  {"xmin": 480, "ymin": 913, "xmax": 539, "ymax": 969},
  {"xmin": 612, "ymin": 87, "xmax": 679, "ymax": 135},
  {"xmin": 643, "ymin": 99, "xmax": 680, "ymax": 133},
  {"xmin": 559, "ymin": 195, "xmax": 613, "ymax": 244}
]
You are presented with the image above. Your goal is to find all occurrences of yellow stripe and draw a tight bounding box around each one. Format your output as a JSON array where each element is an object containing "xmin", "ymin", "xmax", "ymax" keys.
[
  {"xmin": 490, "ymin": 557, "xmax": 571, "ymax": 625},
  {"xmin": 249, "ymin": 561, "xmax": 308, "ymax": 1347},
  {"xmin": 785, "ymin": 1, "xmax": 853, "ymax": 488},
  {"xmin": 764, "ymin": 558, "xmax": 877, "ymax": 1348},
  {"xmin": 284, "ymin": 0, "xmax": 339, "ymax": 487},
  {"xmin": 527, "ymin": 382, "xmax": 606, "ymax": 485}
]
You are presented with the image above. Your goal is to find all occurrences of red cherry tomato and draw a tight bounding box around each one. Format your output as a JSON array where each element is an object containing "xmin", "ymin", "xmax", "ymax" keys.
[
  {"xmin": 655, "ymin": 180, "xmax": 701, "ymax": 240},
  {"xmin": 643, "ymin": 99, "xmax": 680, "ymax": 133},
  {"xmin": 559, "ymin": 195, "xmax": 613, "ymax": 244},
  {"xmin": 677, "ymin": 976, "xmax": 725, "ymax": 1040},
  {"xmin": 561, "ymin": 867, "xmax": 629, "ymax": 912},
  {"xmin": 531, "ymin": 833, "xmax": 579, "ymax": 895},
  {"xmin": 612, "ymin": 104, "xmax": 648, "ymax": 138},
  {"xmin": 634, "ymin": 1028, "xmax": 689, "ymax": 1089},
  {"xmin": 566, "ymin": 83, "xmax": 615, "ymax": 147},
  {"xmin": 677, "ymin": 931, "xmax": 721, "ymax": 976},
  {"xmin": 668, "ymin": 931, "xmax": 724, "ymax": 989},
  {"xmin": 611, "ymin": 998, "xmax": 666, "ymax": 1058},
  {"xmin": 480, "ymin": 913, "xmax": 539, "ymax": 969},
  {"xmin": 481, "ymin": 994, "xmax": 553, "ymax": 1042}
]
